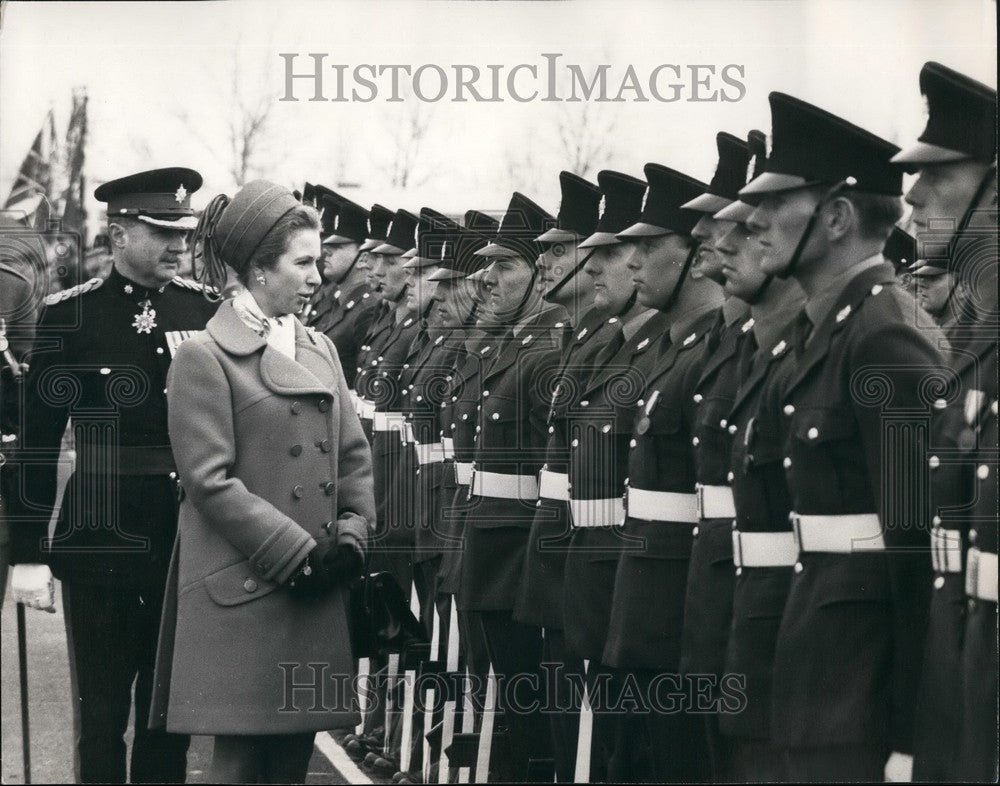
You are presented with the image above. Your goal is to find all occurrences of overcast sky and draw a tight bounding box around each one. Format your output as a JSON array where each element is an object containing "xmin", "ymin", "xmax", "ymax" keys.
[{"xmin": 1, "ymin": 0, "xmax": 996, "ymax": 220}]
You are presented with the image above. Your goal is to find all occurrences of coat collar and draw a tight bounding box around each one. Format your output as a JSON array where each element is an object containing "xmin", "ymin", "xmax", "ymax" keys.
[
  {"xmin": 784, "ymin": 263, "xmax": 896, "ymax": 399},
  {"xmin": 697, "ymin": 314, "xmax": 755, "ymax": 391},
  {"xmin": 206, "ymin": 300, "xmax": 334, "ymax": 397}
]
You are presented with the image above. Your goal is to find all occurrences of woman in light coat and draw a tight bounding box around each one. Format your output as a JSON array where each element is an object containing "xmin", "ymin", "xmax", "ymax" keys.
[{"xmin": 150, "ymin": 180, "xmax": 375, "ymax": 783}]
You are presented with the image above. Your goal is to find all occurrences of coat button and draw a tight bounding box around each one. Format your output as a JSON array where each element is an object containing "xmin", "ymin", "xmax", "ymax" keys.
[
  {"xmin": 324, "ymin": 482, "xmax": 336, "ymax": 496},
  {"xmin": 933, "ymin": 576, "xmax": 945, "ymax": 590},
  {"xmin": 794, "ymin": 562, "xmax": 803, "ymax": 573},
  {"xmin": 320, "ymin": 439, "xmax": 332, "ymax": 453},
  {"xmin": 692, "ymin": 437, "xmax": 700, "ymax": 446},
  {"xmin": 318, "ymin": 398, "xmax": 330, "ymax": 412},
  {"xmin": 290, "ymin": 445, "xmax": 303, "ymax": 457},
  {"xmin": 783, "ymin": 457, "xmax": 792, "ymax": 469},
  {"xmin": 692, "ymin": 526, "xmax": 700, "ymax": 537},
  {"xmin": 977, "ymin": 464, "xmax": 989, "ymax": 480},
  {"xmin": 291, "ymin": 401, "xmax": 301, "ymax": 414},
  {"xmin": 728, "ymin": 424, "xmax": 738, "ymax": 434},
  {"xmin": 807, "ymin": 427, "xmax": 819, "ymax": 439},
  {"xmin": 293, "ymin": 485, "xmax": 304, "ymax": 499},
  {"xmin": 324, "ymin": 521, "xmax": 333, "ymax": 534},
  {"xmin": 783, "ymin": 404, "xmax": 795, "ymax": 415},
  {"xmin": 244, "ymin": 578, "xmax": 258, "ymax": 593},
  {"xmin": 928, "ymin": 455, "xmax": 940, "ymax": 469},
  {"xmin": 491, "ymin": 413, "xmax": 499, "ymax": 420}
]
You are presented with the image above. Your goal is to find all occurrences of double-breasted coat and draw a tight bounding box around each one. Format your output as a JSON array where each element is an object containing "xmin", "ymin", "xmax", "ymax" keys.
[{"xmin": 150, "ymin": 300, "xmax": 375, "ymax": 735}]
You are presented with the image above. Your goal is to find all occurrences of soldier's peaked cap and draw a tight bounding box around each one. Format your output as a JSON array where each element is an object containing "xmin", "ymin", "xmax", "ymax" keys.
[
  {"xmin": 405, "ymin": 208, "xmax": 462, "ymax": 270},
  {"xmin": 739, "ymin": 92, "xmax": 902, "ymax": 200},
  {"xmin": 95, "ymin": 167, "xmax": 202, "ymax": 230},
  {"xmin": 537, "ymin": 172, "xmax": 602, "ymax": 243},
  {"xmin": 428, "ymin": 210, "xmax": 500, "ymax": 280},
  {"xmin": 683, "ymin": 132, "xmax": 751, "ymax": 213},
  {"xmin": 713, "ymin": 129, "xmax": 769, "ymax": 223},
  {"xmin": 360, "ymin": 204, "xmax": 394, "ymax": 251},
  {"xmin": 619, "ymin": 165, "xmax": 707, "ymax": 239},
  {"xmin": 323, "ymin": 197, "xmax": 370, "ymax": 246},
  {"xmin": 372, "ymin": 208, "xmax": 420, "ymax": 256},
  {"xmin": 578, "ymin": 170, "xmax": 646, "ymax": 248},
  {"xmin": 892, "ymin": 62, "xmax": 997, "ymax": 167},
  {"xmin": 475, "ymin": 192, "xmax": 554, "ymax": 258}
]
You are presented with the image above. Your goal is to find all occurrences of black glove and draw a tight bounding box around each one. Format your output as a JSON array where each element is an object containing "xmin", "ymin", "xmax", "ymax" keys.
[
  {"xmin": 286, "ymin": 540, "xmax": 335, "ymax": 599},
  {"xmin": 322, "ymin": 543, "xmax": 365, "ymax": 585}
]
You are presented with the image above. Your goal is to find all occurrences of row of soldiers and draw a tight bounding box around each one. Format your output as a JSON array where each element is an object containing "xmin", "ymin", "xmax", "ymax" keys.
[{"xmin": 300, "ymin": 59, "xmax": 997, "ymax": 784}]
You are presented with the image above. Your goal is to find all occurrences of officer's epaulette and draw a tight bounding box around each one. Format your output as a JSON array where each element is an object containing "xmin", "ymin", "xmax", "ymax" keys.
[
  {"xmin": 170, "ymin": 276, "xmax": 219, "ymax": 297},
  {"xmin": 43, "ymin": 277, "xmax": 102, "ymax": 306}
]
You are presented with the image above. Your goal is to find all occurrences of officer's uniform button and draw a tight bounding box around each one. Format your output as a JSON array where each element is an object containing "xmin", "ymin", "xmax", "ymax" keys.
[
  {"xmin": 291, "ymin": 401, "xmax": 301, "ymax": 414},
  {"xmin": 934, "ymin": 576, "xmax": 945, "ymax": 590},
  {"xmin": 735, "ymin": 567, "xmax": 742, "ymax": 576},
  {"xmin": 483, "ymin": 390, "xmax": 490, "ymax": 397},
  {"xmin": 783, "ymin": 404, "xmax": 795, "ymax": 416},
  {"xmin": 581, "ymin": 400, "xmax": 589, "ymax": 407},
  {"xmin": 100, "ymin": 367, "xmax": 111, "ymax": 375},
  {"xmin": 290, "ymin": 445, "xmax": 303, "ymax": 457},
  {"xmin": 932, "ymin": 515, "xmax": 942, "ymax": 526},
  {"xmin": 807, "ymin": 427, "xmax": 819, "ymax": 439},
  {"xmin": 475, "ymin": 425, "xmax": 481, "ymax": 432},
  {"xmin": 156, "ymin": 347, "xmax": 164, "ymax": 355},
  {"xmin": 727, "ymin": 471, "xmax": 734, "ymax": 482},
  {"xmin": 601, "ymin": 424, "xmax": 611, "ymax": 433},
  {"xmin": 548, "ymin": 426, "xmax": 555, "ymax": 434},
  {"xmin": 491, "ymin": 413, "xmax": 499, "ymax": 420},
  {"xmin": 728, "ymin": 424, "xmax": 737, "ymax": 434},
  {"xmin": 244, "ymin": 578, "xmax": 258, "ymax": 593},
  {"xmin": 969, "ymin": 529, "xmax": 978, "ymax": 543},
  {"xmin": 933, "ymin": 398, "xmax": 947, "ymax": 410},
  {"xmin": 292, "ymin": 485, "xmax": 304, "ymax": 499},
  {"xmin": 692, "ymin": 437, "xmax": 700, "ymax": 446},
  {"xmin": 462, "ymin": 414, "xmax": 469, "ymax": 420},
  {"xmin": 720, "ymin": 419, "xmax": 727, "ymax": 428},
  {"xmin": 536, "ymin": 500, "xmax": 542, "ymax": 507},
  {"xmin": 169, "ymin": 471, "xmax": 177, "ymax": 480},
  {"xmin": 692, "ymin": 526, "xmax": 700, "ymax": 537},
  {"xmin": 928, "ymin": 455, "xmax": 940, "ymax": 469},
  {"xmin": 794, "ymin": 562, "xmax": 803, "ymax": 573},
  {"xmin": 571, "ymin": 439, "xmax": 579, "ymax": 448},
  {"xmin": 783, "ymin": 457, "xmax": 792, "ymax": 468},
  {"xmin": 629, "ymin": 438, "xmax": 637, "ymax": 448},
  {"xmin": 977, "ymin": 464, "xmax": 990, "ymax": 480},
  {"xmin": 693, "ymin": 394, "xmax": 703, "ymax": 403}
]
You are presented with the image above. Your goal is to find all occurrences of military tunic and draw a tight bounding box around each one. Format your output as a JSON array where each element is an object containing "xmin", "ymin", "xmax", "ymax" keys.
[{"xmin": 318, "ymin": 281, "xmax": 377, "ymax": 390}]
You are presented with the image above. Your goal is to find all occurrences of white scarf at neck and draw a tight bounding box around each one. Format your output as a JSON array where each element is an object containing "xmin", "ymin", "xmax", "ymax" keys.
[{"xmin": 233, "ymin": 290, "xmax": 297, "ymax": 360}]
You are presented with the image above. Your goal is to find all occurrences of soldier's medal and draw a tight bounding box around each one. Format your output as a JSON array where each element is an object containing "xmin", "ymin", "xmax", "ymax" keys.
[
  {"xmin": 132, "ymin": 299, "xmax": 157, "ymax": 334},
  {"xmin": 958, "ymin": 427, "xmax": 977, "ymax": 452},
  {"xmin": 636, "ymin": 390, "xmax": 660, "ymax": 434},
  {"xmin": 636, "ymin": 416, "xmax": 651, "ymax": 435}
]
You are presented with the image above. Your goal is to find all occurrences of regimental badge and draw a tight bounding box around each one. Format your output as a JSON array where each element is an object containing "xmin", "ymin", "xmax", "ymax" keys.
[
  {"xmin": 174, "ymin": 184, "xmax": 187, "ymax": 203},
  {"xmin": 683, "ymin": 332, "xmax": 697, "ymax": 346},
  {"xmin": 403, "ymin": 317, "xmax": 414, "ymax": 327},
  {"xmin": 636, "ymin": 416, "xmax": 651, "ymax": 435},
  {"xmin": 640, "ymin": 187, "xmax": 649, "ymax": 214},
  {"xmin": 741, "ymin": 318, "xmax": 755, "ymax": 333},
  {"xmin": 132, "ymin": 300, "xmax": 157, "ymax": 334},
  {"xmin": 636, "ymin": 338, "xmax": 650, "ymax": 351},
  {"xmin": 522, "ymin": 334, "xmax": 533, "ymax": 345},
  {"xmin": 577, "ymin": 327, "xmax": 588, "ymax": 341},
  {"xmin": 598, "ymin": 194, "xmax": 607, "ymax": 217},
  {"xmin": 346, "ymin": 300, "xmax": 356, "ymax": 310},
  {"xmin": 124, "ymin": 284, "xmax": 134, "ymax": 294},
  {"xmin": 771, "ymin": 339, "xmax": 788, "ymax": 357},
  {"xmin": 836, "ymin": 305, "xmax": 852, "ymax": 323}
]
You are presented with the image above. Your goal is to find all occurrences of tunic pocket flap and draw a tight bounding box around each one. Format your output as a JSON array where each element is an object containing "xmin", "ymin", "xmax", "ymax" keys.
[{"xmin": 204, "ymin": 561, "xmax": 280, "ymax": 607}]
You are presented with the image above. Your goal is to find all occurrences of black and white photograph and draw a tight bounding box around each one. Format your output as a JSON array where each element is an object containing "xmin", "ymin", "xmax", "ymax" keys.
[{"xmin": 0, "ymin": 0, "xmax": 996, "ymax": 783}]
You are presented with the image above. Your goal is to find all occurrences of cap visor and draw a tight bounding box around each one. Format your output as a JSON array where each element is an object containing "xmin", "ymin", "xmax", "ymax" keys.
[
  {"xmin": 615, "ymin": 223, "xmax": 671, "ymax": 240},
  {"xmin": 427, "ymin": 266, "xmax": 465, "ymax": 281},
  {"xmin": 474, "ymin": 243, "xmax": 520, "ymax": 258},
  {"xmin": 466, "ymin": 267, "xmax": 490, "ymax": 281},
  {"xmin": 372, "ymin": 242, "xmax": 407, "ymax": 255},
  {"xmin": 536, "ymin": 227, "xmax": 580, "ymax": 243},
  {"xmin": 137, "ymin": 214, "xmax": 199, "ymax": 230},
  {"xmin": 322, "ymin": 233, "xmax": 359, "ymax": 246},
  {"xmin": 739, "ymin": 172, "xmax": 815, "ymax": 197},
  {"xmin": 713, "ymin": 200, "xmax": 755, "ymax": 222},
  {"xmin": 681, "ymin": 192, "xmax": 733, "ymax": 213},
  {"xmin": 578, "ymin": 231, "xmax": 625, "ymax": 249},
  {"xmin": 909, "ymin": 263, "xmax": 948, "ymax": 278},
  {"xmin": 359, "ymin": 238, "xmax": 382, "ymax": 251},
  {"xmin": 890, "ymin": 141, "xmax": 969, "ymax": 166},
  {"xmin": 402, "ymin": 256, "xmax": 439, "ymax": 269}
]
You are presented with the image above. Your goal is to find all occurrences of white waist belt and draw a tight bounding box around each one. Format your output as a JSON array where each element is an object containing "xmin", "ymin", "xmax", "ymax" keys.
[
  {"xmin": 931, "ymin": 527, "xmax": 963, "ymax": 574},
  {"xmin": 359, "ymin": 399, "xmax": 376, "ymax": 420},
  {"xmin": 472, "ymin": 470, "xmax": 539, "ymax": 500},
  {"xmin": 791, "ymin": 512, "xmax": 885, "ymax": 553},
  {"xmin": 732, "ymin": 530, "xmax": 798, "ymax": 568},
  {"xmin": 966, "ymin": 547, "xmax": 998, "ymax": 603},
  {"xmin": 626, "ymin": 488, "xmax": 699, "ymax": 524},
  {"xmin": 414, "ymin": 441, "xmax": 445, "ymax": 465},
  {"xmin": 372, "ymin": 411, "xmax": 407, "ymax": 434},
  {"xmin": 539, "ymin": 469, "xmax": 569, "ymax": 502},
  {"xmin": 696, "ymin": 484, "xmax": 736, "ymax": 519},
  {"xmin": 442, "ymin": 437, "xmax": 455, "ymax": 460},
  {"xmin": 454, "ymin": 461, "xmax": 473, "ymax": 486},
  {"xmin": 570, "ymin": 497, "xmax": 624, "ymax": 528}
]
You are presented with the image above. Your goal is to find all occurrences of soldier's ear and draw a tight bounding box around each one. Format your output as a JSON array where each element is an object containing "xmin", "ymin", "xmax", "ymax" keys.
[
  {"xmin": 825, "ymin": 196, "xmax": 856, "ymax": 241},
  {"xmin": 108, "ymin": 222, "xmax": 129, "ymax": 249}
]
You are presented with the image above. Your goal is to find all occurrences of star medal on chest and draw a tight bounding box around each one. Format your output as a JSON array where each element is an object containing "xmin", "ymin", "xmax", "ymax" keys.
[{"xmin": 132, "ymin": 298, "xmax": 158, "ymax": 334}]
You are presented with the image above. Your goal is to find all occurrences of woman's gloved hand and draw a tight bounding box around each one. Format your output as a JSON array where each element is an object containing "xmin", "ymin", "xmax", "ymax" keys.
[
  {"xmin": 287, "ymin": 541, "xmax": 364, "ymax": 598},
  {"xmin": 323, "ymin": 543, "xmax": 365, "ymax": 585}
]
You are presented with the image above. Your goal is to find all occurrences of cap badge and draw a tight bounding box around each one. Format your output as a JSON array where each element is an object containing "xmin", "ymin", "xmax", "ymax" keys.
[
  {"xmin": 174, "ymin": 185, "xmax": 187, "ymax": 204},
  {"xmin": 334, "ymin": 214, "xmax": 340, "ymax": 231},
  {"xmin": 641, "ymin": 187, "xmax": 649, "ymax": 213},
  {"xmin": 741, "ymin": 318, "xmax": 755, "ymax": 333},
  {"xmin": 403, "ymin": 317, "xmax": 414, "ymax": 327},
  {"xmin": 598, "ymin": 194, "xmax": 607, "ymax": 217},
  {"xmin": 835, "ymin": 305, "xmax": 852, "ymax": 323},
  {"xmin": 132, "ymin": 299, "xmax": 157, "ymax": 335}
]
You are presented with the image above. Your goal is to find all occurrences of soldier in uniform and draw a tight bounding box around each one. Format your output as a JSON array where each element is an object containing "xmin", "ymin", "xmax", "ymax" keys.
[
  {"xmin": 8, "ymin": 168, "xmax": 217, "ymax": 783},
  {"xmin": 312, "ymin": 194, "xmax": 378, "ymax": 389},
  {"xmin": 891, "ymin": 62, "xmax": 997, "ymax": 783},
  {"xmin": 740, "ymin": 93, "xmax": 944, "ymax": 782},
  {"xmin": 513, "ymin": 170, "xmax": 607, "ymax": 782},
  {"xmin": 711, "ymin": 171, "xmax": 808, "ymax": 781},
  {"xmin": 675, "ymin": 131, "xmax": 753, "ymax": 781},
  {"xmin": 603, "ymin": 165, "xmax": 719, "ymax": 783},
  {"xmin": 461, "ymin": 192, "xmax": 565, "ymax": 782}
]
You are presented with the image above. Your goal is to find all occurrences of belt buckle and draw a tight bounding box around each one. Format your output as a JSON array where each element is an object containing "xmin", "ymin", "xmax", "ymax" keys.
[
  {"xmin": 966, "ymin": 548, "xmax": 979, "ymax": 597},
  {"xmin": 695, "ymin": 484, "xmax": 706, "ymax": 519},
  {"xmin": 790, "ymin": 512, "xmax": 804, "ymax": 554},
  {"xmin": 468, "ymin": 464, "xmax": 476, "ymax": 500},
  {"xmin": 733, "ymin": 530, "xmax": 744, "ymax": 569}
]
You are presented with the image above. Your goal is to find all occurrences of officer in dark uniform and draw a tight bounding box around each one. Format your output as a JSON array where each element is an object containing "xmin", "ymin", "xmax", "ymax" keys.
[
  {"xmin": 891, "ymin": 62, "xmax": 997, "ymax": 783},
  {"xmin": 603, "ymin": 165, "xmax": 719, "ymax": 784},
  {"xmin": 740, "ymin": 94, "xmax": 944, "ymax": 782},
  {"xmin": 710, "ymin": 177, "xmax": 808, "ymax": 780},
  {"xmin": 8, "ymin": 168, "xmax": 217, "ymax": 784},
  {"xmin": 461, "ymin": 192, "xmax": 565, "ymax": 782},
  {"xmin": 675, "ymin": 131, "xmax": 752, "ymax": 781},
  {"xmin": 364, "ymin": 208, "xmax": 422, "ymax": 587},
  {"xmin": 512, "ymin": 171, "xmax": 608, "ymax": 783},
  {"xmin": 312, "ymin": 194, "xmax": 378, "ymax": 389}
]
